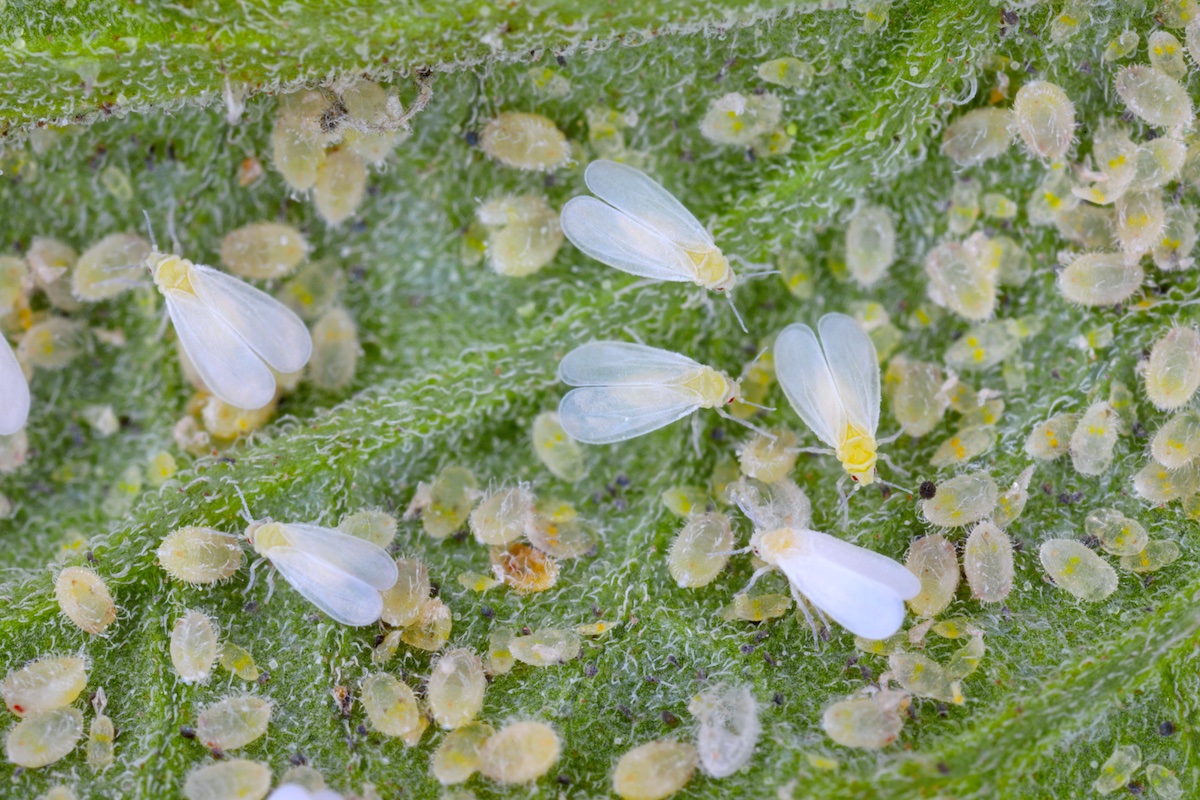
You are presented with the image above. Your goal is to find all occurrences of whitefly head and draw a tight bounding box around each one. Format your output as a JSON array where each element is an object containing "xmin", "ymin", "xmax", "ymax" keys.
[
  {"xmin": 692, "ymin": 246, "xmax": 736, "ymax": 293},
  {"xmin": 749, "ymin": 526, "xmax": 806, "ymax": 566},
  {"xmin": 245, "ymin": 520, "xmax": 288, "ymax": 556},
  {"xmin": 148, "ymin": 252, "xmax": 196, "ymax": 294}
]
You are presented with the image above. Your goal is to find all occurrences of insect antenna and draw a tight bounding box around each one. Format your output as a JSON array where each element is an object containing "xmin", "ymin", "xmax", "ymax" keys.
[
  {"xmin": 142, "ymin": 210, "xmax": 158, "ymax": 252},
  {"xmin": 734, "ymin": 398, "xmax": 776, "ymax": 412},
  {"xmin": 716, "ymin": 406, "xmax": 774, "ymax": 439},
  {"xmin": 726, "ymin": 292, "xmax": 749, "ymax": 333},
  {"xmin": 233, "ymin": 484, "xmax": 255, "ymax": 525}
]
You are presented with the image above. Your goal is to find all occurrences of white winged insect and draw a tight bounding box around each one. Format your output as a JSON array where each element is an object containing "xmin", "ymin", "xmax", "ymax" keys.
[
  {"xmin": 150, "ymin": 251, "xmax": 312, "ymax": 410},
  {"xmin": 733, "ymin": 487, "xmax": 920, "ymax": 640},
  {"xmin": 246, "ymin": 520, "xmax": 399, "ymax": 626},
  {"xmin": 557, "ymin": 341, "xmax": 771, "ymax": 444},
  {"xmin": 0, "ymin": 337, "xmax": 30, "ymax": 435},
  {"xmin": 774, "ymin": 312, "xmax": 886, "ymax": 487},
  {"xmin": 560, "ymin": 160, "xmax": 753, "ymax": 330}
]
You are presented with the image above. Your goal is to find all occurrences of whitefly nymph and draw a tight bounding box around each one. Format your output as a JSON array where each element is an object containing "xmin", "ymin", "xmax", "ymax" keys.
[
  {"xmin": 149, "ymin": 250, "xmax": 312, "ymax": 411},
  {"xmin": 245, "ymin": 520, "xmax": 398, "ymax": 626}
]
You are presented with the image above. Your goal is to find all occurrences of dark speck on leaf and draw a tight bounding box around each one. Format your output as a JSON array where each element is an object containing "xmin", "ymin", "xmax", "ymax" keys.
[
  {"xmin": 919, "ymin": 480, "xmax": 937, "ymax": 499},
  {"xmin": 556, "ymin": 54, "xmax": 566, "ymax": 67},
  {"xmin": 662, "ymin": 710, "xmax": 680, "ymax": 727},
  {"xmin": 480, "ymin": 605, "xmax": 495, "ymax": 620},
  {"xmin": 740, "ymin": 644, "xmax": 755, "ymax": 654},
  {"xmin": 357, "ymin": 724, "xmax": 368, "ymax": 736},
  {"xmin": 710, "ymin": 427, "xmax": 726, "ymax": 442},
  {"xmin": 1160, "ymin": 721, "xmax": 1176, "ymax": 736},
  {"xmin": 556, "ymin": 773, "xmax": 572, "ymax": 786},
  {"xmin": 289, "ymin": 752, "xmax": 308, "ymax": 766},
  {"xmin": 585, "ymin": 663, "xmax": 598, "ymax": 678},
  {"xmin": 937, "ymin": 762, "xmax": 950, "ymax": 775},
  {"xmin": 243, "ymin": 601, "xmax": 259, "ymax": 614},
  {"xmin": 464, "ymin": 130, "xmax": 479, "ymax": 146},
  {"xmin": 180, "ymin": 725, "xmax": 195, "ymax": 739},
  {"xmin": 772, "ymin": 692, "xmax": 784, "ymax": 707},
  {"xmin": 617, "ymin": 705, "xmax": 633, "ymax": 721}
]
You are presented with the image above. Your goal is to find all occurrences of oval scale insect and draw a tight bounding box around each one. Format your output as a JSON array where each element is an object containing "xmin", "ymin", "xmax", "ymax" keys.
[{"xmin": 774, "ymin": 313, "xmax": 883, "ymax": 485}]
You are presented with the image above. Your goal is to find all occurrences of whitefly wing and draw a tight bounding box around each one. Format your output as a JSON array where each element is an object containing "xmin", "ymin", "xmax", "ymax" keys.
[
  {"xmin": 777, "ymin": 539, "xmax": 912, "ymax": 640},
  {"xmin": 774, "ymin": 323, "xmax": 845, "ymax": 448},
  {"xmin": 279, "ymin": 523, "xmax": 398, "ymax": 590},
  {"xmin": 0, "ymin": 337, "xmax": 30, "ymax": 436},
  {"xmin": 558, "ymin": 385, "xmax": 703, "ymax": 444},
  {"xmin": 265, "ymin": 545, "xmax": 385, "ymax": 626},
  {"xmin": 188, "ymin": 263, "xmax": 313, "ymax": 374},
  {"xmin": 583, "ymin": 159, "xmax": 713, "ymax": 251},
  {"xmin": 818, "ymin": 313, "xmax": 881, "ymax": 435},
  {"xmin": 560, "ymin": 196, "xmax": 696, "ymax": 282},
  {"xmin": 165, "ymin": 290, "xmax": 277, "ymax": 410},
  {"xmin": 557, "ymin": 341, "xmax": 702, "ymax": 387},
  {"xmin": 807, "ymin": 530, "xmax": 920, "ymax": 598}
]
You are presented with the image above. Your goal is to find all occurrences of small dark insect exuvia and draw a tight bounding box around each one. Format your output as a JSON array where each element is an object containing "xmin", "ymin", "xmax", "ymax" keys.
[{"xmin": 919, "ymin": 480, "xmax": 937, "ymax": 499}]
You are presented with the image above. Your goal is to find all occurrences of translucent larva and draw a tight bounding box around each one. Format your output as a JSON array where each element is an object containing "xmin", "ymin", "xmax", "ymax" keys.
[
  {"xmin": 1, "ymin": 657, "xmax": 87, "ymax": 717},
  {"xmin": 944, "ymin": 320, "xmax": 1020, "ymax": 372},
  {"xmin": 399, "ymin": 598, "xmax": 453, "ymax": 651},
  {"xmin": 277, "ymin": 764, "xmax": 329, "ymax": 792},
  {"xmin": 889, "ymin": 652, "xmax": 963, "ymax": 704},
  {"xmin": 308, "ymin": 307, "xmax": 358, "ymax": 390},
  {"xmin": 337, "ymin": 509, "xmax": 397, "ymax": 549},
  {"xmin": 404, "ymin": 465, "xmax": 481, "ymax": 539},
  {"xmin": 271, "ymin": 91, "xmax": 330, "ymax": 192},
  {"xmin": 929, "ymin": 426, "xmax": 996, "ymax": 468},
  {"xmin": 339, "ymin": 80, "xmax": 408, "ymax": 166},
  {"xmin": 486, "ymin": 629, "xmax": 516, "ymax": 676},
  {"xmin": 992, "ymin": 465, "xmax": 1034, "ymax": 528},
  {"xmin": 963, "ymin": 522, "xmax": 1014, "ymax": 603},
  {"xmin": 427, "ymin": 648, "xmax": 487, "ymax": 729},
  {"xmin": 668, "ymin": 512, "xmax": 733, "ymax": 589},
  {"xmin": 774, "ymin": 313, "xmax": 882, "ymax": 484},
  {"xmin": 219, "ymin": 222, "xmax": 309, "ymax": 280},
  {"xmin": 1144, "ymin": 327, "xmax": 1200, "ymax": 410},
  {"xmin": 377, "ymin": 557, "xmax": 429, "ymax": 628},
  {"xmin": 195, "ymin": 694, "xmax": 271, "ymax": 750},
  {"xmin": 1133, "ymin": 459, "xmax": 1200, "ymax": 503},
  {"xmin": 689, "ymin": 683, "xmax": 760, "ymax": 778},
  {"xmin": 477, "ymin": 721, "xmax": 561, "ymax": 784},
  {"xmin": 1103, "ymin": 30, "xmax": 1139, "ymax": 61},
  {"xmin": 1039, "ymin": 539, "xmax": 1118, "ymax": 601},
  {"xmin": 736, "ymin": 427, "xmax": 798, "ymax": 483},
  {"xmin": 219, "ymin": 644, "xmax": 258, "ymax": 687},
  {"xmin": 1116, "ymin": 190, "xmax": 1165, "ymax": 257},
  {"xmin": 821, "ymin": 690, "xmax": 909, "ymax": 749},
  {"xmin": 1054, "ymin": 203, "xmax": 1116, "ymax": 250},
  {"xmin": 510, "ymin": 628, "xmax": 582, "ymax": 667},
  {"xmin": 479, "ymin": 112, "xmax": 569, "ymax": 172},
  {"xmin": 457, "ymin": 571, "xmax": 501, "ymax": 592},
  {"xmin": 945, "ymin": 179, "xmax": 980, "ymax": 235},
  {"xmin": 35, "ymin": 786, "xmax": 78, "ymax": 800},
  {"xmin": 72, "ymin": 233, "xmax": 151, "ymax": 302},
  {"xmin": 1120, "ymin": 540, "xmax": 1183, "ymax": 573},
  {"xmin": 756, "ymin": 57, "xmax": 815, "ymax": 89},
  {"xmin": 170, "ymin": 610, "xmax": 220, "ymax": 684},
  {"xmin": 55, "ymin": 566, "xmax": 116, "ymax": 635},
  {"xmin": 945, "ymin": 631, "xmax": 986, "ymax": 679},
  {"xmin": 246, "ymin": 520, "xmax": 398, "ymax": 626},
  {"xmin": 1152, "ymin": 409, "xmax": 1200, "ymax": 468},
  {"xmin": 275, "ymin": 259, "xmax": 345, "ymax": 321},
  {"xmin": 80, "ymin": 404, "xmax": 118, "ymax": 437},
  {"xmin": 26, "ymin": 237, "xmax": 81, "ymax": 312},
  {"xmin": 1130, "ymin": 137, "xmax": 1185, "ymax": 192},
  {"xmin": 661, "ymin": 485, "xmax": 710, "ymax": 518},
  {"xmin": 476, "ymin": 194, "xmax": 564, "ymax": 278},
  {"xmin": 561, "ymin": 162, "xmax": 739, "ymax": 303},
  {"xmin": 1146, "ymin": 763, "xmax": 1184, "ymax": 800},
  {"xmin": 196, "ymin": 392, "xmax": 278, "ymax": 441},
  {"xmin": 157, "ymin": 526, "xmax": 245, "ymax": 584},
  {"xmin": 312, "ymin": 148, "xmax": 367, "ymax": 226},
  {"xmin": 920, "ymin": 470, "xmax": 998, "ymax": 528},
  {"xmin": 699, "ymin": 92, "xmax": 782, "ymax": 146},
  {"xmin": 981, "ymin": 193, "xmax": 1017, "ymax": 220},
  {"xmin": 1115, "ymin": 66, "xmax": 1193, "ymax": 129},
  {"xmin": 1149, "ymin": 31, "xmax": 1188, "ymax": 79},
  {"xmin": 1093, "ymin": 744, "xmax": 1142, "ymax": 795},
  {"xmin": 431, "ymin": 722, "xmax": 495, "ymax": 785},
  {"xmin": 884, "ymin": 356, "xmax": 948, "ymax": 437},
  {"xmin": 1085, "ymin": 508, "xmax": 1149, "ymax": 556},
  {"xmin": 1012, "ymin": 81, "xmax": 1075, "ymax": 160},
  {"xmin": 940, "ymin": 108, "xmax": 1014, "ymax": 166},
  {"xmin": 17, "ymin": 317, "xmax": 85, "ymax": 372},
  {"xmin": 1057, "ymin": 252, "xmax": 1143, "ymax": 306},
  {"xmin": 468, "ymin": 487, "xmax": 533, "ymax": 547},
  {"xmin": 527, "ymin": 499, "xmax": 596, "ymax": 559},
  {"xmin": 531, "ymin": 411, "xmax": 586, "ymax": 481},
  {"xmin": 1024, "ymin": 412, "xmax": 1078, "ymax": 460},
  {"xmin": 1069, "ymin": 401, "xmax": 1121, "ymax": 475},
  {"xmin": 360, "ymin": 673, "xmax": 420, "ymax": 738},
  {"xmin": 5, "ymin": 707, "xmax": 83, "ymax": 768},
  {"xmin": 844, "ymin": 205, "xmax": 895, "ymax": 288},
  {"xmin": 0, "ymin": 428, "xmax": 28, "ymax": 472},
  {"xmin": 87, "ymin": 711, "xmax": 114, "ymax": 770},
  {"xmin": 557, "ymin": 341, "xmax": 746, "ymax": 444},
  {"xmin": 150, "ymin": 252, "xmax": 312, "ymax": 411},
  {"xmin": 905, "ymin": 535, "xmax": 959, "ymax": 617},
  {"xmin": 961, "ymin": 396, "xmax": 1005, "ymax": 428},
  {"xmin": 720, "ymin": 592, "xmax": 792, "ymax": 622},
  {"xmin": 183, "ymin": 759, "xmax": 272, "ymax": 800},
  {"xmin": 1153, "ymin": 204, "xmax": 1197, "ymax": 271},
  {"xmin": 924, "ymin": 241, "xmax": 997, "ymax": 322},
  {"xmin": 612, "ymin": 740, "xmax": 698, "ymax": 800}
]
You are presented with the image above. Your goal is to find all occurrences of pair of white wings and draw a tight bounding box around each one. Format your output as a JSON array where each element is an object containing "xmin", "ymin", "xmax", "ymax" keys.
[
  {"xmin": 260, "ymin": 523, "xmax": 398, "ymax": 627},
  {"xmin": 775, "ymin": 529, "xmax": 920, "ymax": 640},
  {"xmin": 0, "ymin": 338, "xmax": 29, "ymax": 436},
  {"xmin": 557, "ymin": 341, "xmax": 715, "ymax": 444},
  {"xmin": 560, "ymin": 160, "xmax": 716, "ymax": 283},
  {"xmin": 774, "ymin": 313, "xmax": 880, "ymax": 448},
  {"xmin": 163, "ymin": 262, "xmax": 312, "ymax": 410}
]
